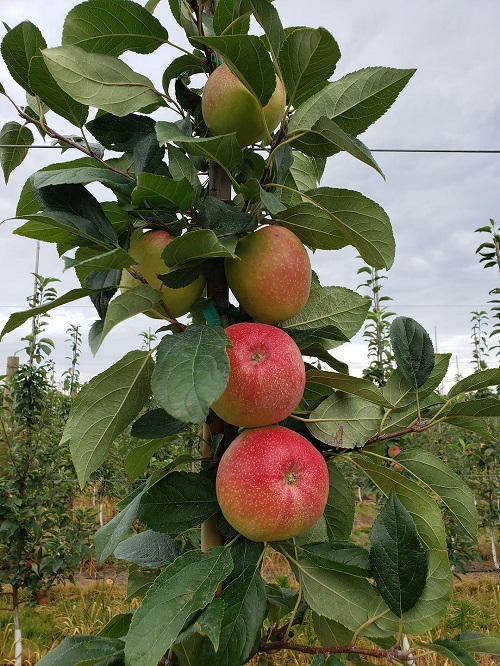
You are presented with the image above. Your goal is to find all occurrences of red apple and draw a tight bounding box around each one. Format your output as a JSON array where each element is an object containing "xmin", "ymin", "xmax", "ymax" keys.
[
  {"xmin": 387, "ymin": 444, "xmax": 401, "ymax": 458},
  {"xmin": 202, "ymin": 63, "xmax": 286, "ymax": 147},
  {"xmin": 216, "ymin": 425, "xmax": 329, "ymax": 541},
  {"xmin": 120, "ymin": 230, "xmax": 205, "ymax": 318},
  {"xmin": 225, "ymin": 225, "xmax": 311, "ymax": 324},
  {"xmin": 211, "ymin": 323, "xmax": 305, "ymax": 428}
]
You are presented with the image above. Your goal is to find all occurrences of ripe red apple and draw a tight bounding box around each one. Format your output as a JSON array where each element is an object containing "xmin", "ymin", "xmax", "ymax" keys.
[
  {"xmin": 120, "ymin": 230, "xmax": 205, "ymax": 319},
  {"xmin": 211, "ymin": 323, "xmax": 305, "ymax": 428},
  {"xmin": 387, "ymin": 444, "xmax": 401, "ymax": 458},
  {"xmin": 225, "ymin": 225, "xmax": 311, "ymax": 324},
  {"xmin": 216, "ymin": 425, "xmax": 330, "ymax": 541},
  {"xmin": 202, "ymin": 63, "xmax": 286, "ymax": 147}
]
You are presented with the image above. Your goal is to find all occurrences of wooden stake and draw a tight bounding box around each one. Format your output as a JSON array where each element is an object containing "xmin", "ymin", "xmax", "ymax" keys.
[{"xmin": 1, "ymin": 355, "xmax": 19, "ymax": 473}]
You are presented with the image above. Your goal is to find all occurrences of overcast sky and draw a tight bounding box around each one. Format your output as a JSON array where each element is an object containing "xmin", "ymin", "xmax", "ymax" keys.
[{"xmin": 1, "ymin": 0, "xmax": 499, "ymax": 391}]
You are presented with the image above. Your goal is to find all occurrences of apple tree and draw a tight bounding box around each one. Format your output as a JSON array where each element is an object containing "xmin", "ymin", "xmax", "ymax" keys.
[{"xmin": 2, "ymin": 1, "xmax": 500, "ymax": 664}]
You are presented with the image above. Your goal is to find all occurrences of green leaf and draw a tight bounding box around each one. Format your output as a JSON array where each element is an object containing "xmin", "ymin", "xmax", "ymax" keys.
[
  {"xmin": 324, "ymin": 462, "xmax": 355, "ymax": 541},
  {"xmin": 305, "ymin": 188, "xmax": 395, "ymax": 269},
  {"xmin": 35, "ymin": 635, "xmax": 124, "ymax": 666},
  {"xmin": 161, "ymin": 229, "xmax": 238, "ymax": 269},
  {"xmin": 444, "ymin": 398, "xmax": 500, "ymax": 424},
  {"xmin": 137, "ymin": 470, "xmax": 219, "ymax": 533},
  {"xmin": 127, "ymin": 569, "xmax": 158, "ymax": 600},
  {"xmin": 162, "ymin": 54, "xmax": 208, "ymax": 94},
  {"xmin": 98, "ymin": 612, "xmax": 133, "ymax": 638},
  {"xmin": 306, "ymin": 369, "xmax": 393, "ymax": 408},
  {"xmin": 94, "ymin": 484, "xmax": 147, "ymax": 562},
  {"xmin": 31, "ymin": 182, "xmax": 118, "ymax": 245},
  {"xmin": 370, "ymin": 489, "xmax": 427, "ymax": 616},
  {"xmin": 353, "ymin": 456, "xmax": 446, "ymax": 550},
  {"xmin": 114, "ymin": 530, "xmax": 181, "ymax": 568},
  {"xmin": 249, "ymin": 0, "xmax": 284, "ymax": 65},
  {"xmin": 191, "ymin": 34, "xmax": 276, "ymax": 106},
  {"xmin": 42, "ymin": 45, "xmax": 161, "ymax": 116},
  {"xmin": 278, "ymin": 27, "xmax": 340, "ymax": 106},
  {"xmin": 448, "ymin": 368, "xmax": 500, "ymax": 397},
  {"xmin": 0, "ymin": 288, "xmax": 95, "ymax": 341},
  {"xmin": 383, "ymin": 354, "xmax": 451, "ymax": 412},
  {"xmin": 125, "ymin": 440, "xmax": 189, "ymax": 482},
  {"xmin": 1, "ymin": 21, "xmax": 47, "ymax": 95},
  {"xmin": 124, "ymin": 547, "xmax": 233, "ymax": 666},
  {"xmin": 274, "ymin": 203, "xmax": 345, "ymax": 250},
  {"xmin": 167, "ymin": 144, "xmax": 202, "ymax": 196},
  {"xmin": 62, "ymin": 350, "xmax": 154, "ymax": 487},
  {"xmin": 300, "ymin": 542, "xmax": 371, "ymax": 578},
  {"xmin": 289, "ymin": 67, "xmax": 416, "ymax": 134},
  {"xmin": 428, "ymin": 639, "xmax": 479, "ymax": 666},
  {"xmin": 308, "ymin": 392, "xmax": 384, "ymax": 448},
  {"xmin": 63, "ymin": 247, "xmax": 134, "ymax": 273},
  {"xmin": 33, "ymin": 161, "xmax": 132, "ymax": 190},
  {"xmin": 281, "ymin": 285, "xmax": 371, "ymax": 340},
  {"xmin": 202, "ymin": 562, "xmax": 267, "ymax": 666},
  {"xmin": 454, "ymin": 635, "xmax": 500, "ymax": 655},
  {"xmin": 62, "ymin": 0, "xmax": 169, "ymax": 56},
  {"xmin": 290, "ymin": 117, "xmax": 384, "ymax": 176},
  {"xmin": 131, "ymin": 173, "xmax": 195, "ymax": 213},
  {"xmin": 213, "ymin": 0, "xmax": 251, "ymax": 36},
  {"xmin": 0, "ymin": 122, "xmax": 34, "ymax": 183},
  {"xmin": 397, "ymin": 448, "xmax": 477, "ymax": 541},
  {"xmin": 28, "ymin": 55, "xmax": 89, "ymax": 126},
  {"xmin": 157, "ymin": 121, "xmax": 244, "ymax": 174},
  {"xmin": 168, "ymin": 0, "xmax": 198, "ymax": 38},
  {"xmin": 289, "ymin": 550, "xmax": 389, "ymax": 637},
  {"xmin": 131, "ymin": 408, "xmax": 187, "ymax": 440},
  {"xmin": 151, "ymin": 325, "xmax": 230, "ymax": 424},
  {"xmin": 199, "ymin": 196, "xmax": 253, "ymax": 236},
  {"xmin": 313, "ymin": 614, "xmax": 354, "ymax": 649},
  {"xmin": 15, "ymin": 177, "xmax": 41, "ymax": 217},
  {"xmin": 91, "ymin": 285, "xmax": 162, "ymax": 353},
  {"xmin": 87, "ymin": 112, "xmax": 155, "ymax": 150},
  {"xmin": 350, "ymin": 458, "xmax": 454, "ymax": 635},
  {"xmin": 390, "ymin": 316, "xmax": 435, "ymax": 388}
]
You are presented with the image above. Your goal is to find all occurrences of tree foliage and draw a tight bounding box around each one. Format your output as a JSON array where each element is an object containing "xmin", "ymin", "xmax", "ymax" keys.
[{"xmin": 1, "ymin": 1, "xmax": 500, "ymax": 665}]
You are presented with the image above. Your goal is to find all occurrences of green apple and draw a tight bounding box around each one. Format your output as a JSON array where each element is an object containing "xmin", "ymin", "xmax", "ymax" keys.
[
  {"xmin": 120, "ymin": 230, "xmax": 205, "ymax": 319},
  {"xmin": 225, "ymin": 225, "xmax": 311, "ymax": 324},
  {"xmin": 216, "ymin": 425, "xmax": 330, "ymax": 542},
  {"xmin": 201, "ymin": 63, "xmax": 286, "ymax": 147}
]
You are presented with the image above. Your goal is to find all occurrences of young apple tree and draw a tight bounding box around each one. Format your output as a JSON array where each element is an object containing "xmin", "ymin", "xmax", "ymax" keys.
[{"xmin": 2, "ymin": 1, "xmax": 500, "ymax": 664}]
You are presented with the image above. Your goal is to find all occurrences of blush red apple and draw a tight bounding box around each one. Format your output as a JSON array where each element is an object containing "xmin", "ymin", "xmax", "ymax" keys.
[
  {"xmin": 216, "ymin": 425, "xmax": 330, "ymax": 542},
  {"xmin": 225, "ymin": 225, "xmax": 311, "ymax": 324},
  {"xmin": 211, "ymin": 322, "xmax": 305, "ymax": 428}
]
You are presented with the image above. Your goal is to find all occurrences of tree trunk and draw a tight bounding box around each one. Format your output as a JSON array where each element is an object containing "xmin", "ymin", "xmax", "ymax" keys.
[{"xmin": 200, "ymin": 0, "xmax": 238, "ymax": 555}]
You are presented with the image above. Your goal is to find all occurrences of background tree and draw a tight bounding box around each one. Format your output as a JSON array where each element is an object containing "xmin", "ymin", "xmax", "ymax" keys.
[
  {"xmin": 0, "ymin": 276, "xmax": 93, "ymax": 666},
  {"xmin": 1, "ymin": 1, "xmax": 500, "ymax": 665},
  {"xmin": 358, "ymin": 265, "xmax": 396, "ymax": 386}
]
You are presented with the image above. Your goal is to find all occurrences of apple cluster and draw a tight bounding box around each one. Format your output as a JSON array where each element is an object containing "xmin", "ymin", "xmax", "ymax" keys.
[{"xmin": 212, "ymin": 224, "xmax": 329, "ymax": 543}]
